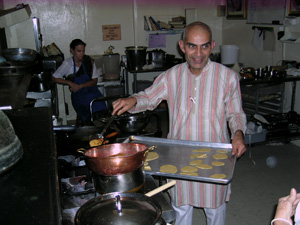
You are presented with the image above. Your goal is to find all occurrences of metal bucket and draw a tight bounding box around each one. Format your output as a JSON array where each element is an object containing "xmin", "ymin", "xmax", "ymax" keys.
[
  {"xmin": 125, "ymin": 46, "xmax": 147, "ymax": 71},
  {"xmin": 103, "ymin": 54, "xmax": 120, "ymax": 81}
]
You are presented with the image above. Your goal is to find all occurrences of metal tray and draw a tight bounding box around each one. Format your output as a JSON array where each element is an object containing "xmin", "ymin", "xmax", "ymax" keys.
[{"xmin": 123, "ymin": 136, "xmax": 236, "ymax": 184}]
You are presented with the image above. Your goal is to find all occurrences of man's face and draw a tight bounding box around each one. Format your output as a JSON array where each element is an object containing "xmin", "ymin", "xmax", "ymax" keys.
[
  {"xmin": 71, "ymin": 44, "xmax": 85, "ymax": 61},
  {"xmin": 179, "ymin": 27, "xmax": 215, "ymax": 75}
]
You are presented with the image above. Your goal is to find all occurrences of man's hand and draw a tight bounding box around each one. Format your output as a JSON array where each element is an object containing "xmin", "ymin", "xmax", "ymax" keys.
[
  {"xmin": 112, "ymin": 97, "xmax": 137, "ymax": 115},
  {"xmin": 69, "ymin": 82, "xmax": 82, "ymax": 93},
  {"xmin": 231, "ymin": 130, "xmax": 246, "ymax": 158}
]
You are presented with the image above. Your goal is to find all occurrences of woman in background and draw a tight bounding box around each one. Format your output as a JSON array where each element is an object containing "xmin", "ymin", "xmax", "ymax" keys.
[{"xmin": 52, "ymin": 39, "xmax": 107, "ymax": 125}]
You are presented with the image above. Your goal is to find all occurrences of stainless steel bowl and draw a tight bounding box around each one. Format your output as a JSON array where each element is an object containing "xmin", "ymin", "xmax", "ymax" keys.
[{"xmin": 2, "ymin": 48, "xmax": 37, "ymax": 62}]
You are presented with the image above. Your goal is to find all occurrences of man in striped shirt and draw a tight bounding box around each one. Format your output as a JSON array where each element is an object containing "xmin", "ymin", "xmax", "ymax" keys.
[{"xmin": 112, "ymin": 21, "xmax": 247, "ymax": 225}]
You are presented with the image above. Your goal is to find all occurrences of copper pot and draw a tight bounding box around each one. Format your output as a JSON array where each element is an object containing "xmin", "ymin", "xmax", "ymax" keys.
[{"xmin": 82, "ymin": 143, "xmax": 154, "ymax": 176}]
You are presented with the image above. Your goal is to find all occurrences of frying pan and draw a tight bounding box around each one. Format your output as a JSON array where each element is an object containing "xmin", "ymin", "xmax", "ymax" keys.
[{"xmin": 75, "ymin": 180, "xmax": 176, "ymax": 225}]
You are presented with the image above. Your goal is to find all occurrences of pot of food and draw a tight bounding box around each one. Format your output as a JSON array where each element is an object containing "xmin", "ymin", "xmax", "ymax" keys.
[
  {"xmin": 53, "ymin": 126, "xmax": 119, "ymax": 155},
  {"xmin": 81, "ymin": 143, "xmax": 155, "ymax": 176}
]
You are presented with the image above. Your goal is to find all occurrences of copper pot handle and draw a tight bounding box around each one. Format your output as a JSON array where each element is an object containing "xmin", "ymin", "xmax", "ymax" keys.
[{"xmin": 143, "ymin": 145, "xmax": 157, "ymax": 157}]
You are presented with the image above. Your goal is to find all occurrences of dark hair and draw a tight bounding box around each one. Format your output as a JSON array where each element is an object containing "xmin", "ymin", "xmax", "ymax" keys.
[
  {"xmin": 70, "ymin": 39, "xmax": 86, "ymax": 50},
  {"xmin": 182, "ymin": 21, "xmax": 212, "ymax": 42}
]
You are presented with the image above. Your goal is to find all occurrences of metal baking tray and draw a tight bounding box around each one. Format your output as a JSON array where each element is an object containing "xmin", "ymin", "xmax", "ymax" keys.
[{"xmin": 123, "ymin": 136, "xmax": 236, "ymax": 184}]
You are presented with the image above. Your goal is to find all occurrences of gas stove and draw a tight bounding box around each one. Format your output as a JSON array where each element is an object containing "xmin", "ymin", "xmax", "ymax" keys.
[{"xmin": 58, "ymin": 158, "xmax": 175, "ymax": 224}]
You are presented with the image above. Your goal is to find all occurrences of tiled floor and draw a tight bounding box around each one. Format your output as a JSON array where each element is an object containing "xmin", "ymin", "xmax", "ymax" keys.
[{"xmin": 156, "ymin": 110, "xmax": 300, "ymax": 225}]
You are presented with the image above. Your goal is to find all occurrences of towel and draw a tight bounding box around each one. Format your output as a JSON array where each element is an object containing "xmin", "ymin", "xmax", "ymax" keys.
[
  {"xmin": 264, "ymin": 29, "xmax": 275, "ymax": 51},
  {"xmin": 252, "ymin": 28, "xmax": 275, "ymax": 52},
  {"xmin": 252, "ymin": 28, "xmax": 264, "ymax": 51}
]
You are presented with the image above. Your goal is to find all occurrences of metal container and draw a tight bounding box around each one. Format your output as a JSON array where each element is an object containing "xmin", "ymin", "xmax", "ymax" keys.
[
  {"xmin": 125, "ymin": 46, "xmax": 147, "ymax": 71},
  {"xmin": 82, "ymin": 143, "xmax": 151, "ymax": 176},
  {"xmin": 148, "ymin": 49, "xmax": 165, "ymax": 68},
  {"xmin": 103, "ymin": 53, "xmax": 120, "ymax": 81},
  {"xmin": 2, "ymin": 48, "xmax": 37, "ymax": 62},
  {"xmin": 0, "ymin": 62, "xmax": 33, "ymax": 108},
  {"xmin": 28, "ymin": 71, "xmax": 52, "ymax": 92},
  {"xmin": 93, "ymin": 166, "xmax": 145, "ymax": 194},
  {"xmin": 75, "ymin": 192, "xmax": 163, "ymax": 225}
]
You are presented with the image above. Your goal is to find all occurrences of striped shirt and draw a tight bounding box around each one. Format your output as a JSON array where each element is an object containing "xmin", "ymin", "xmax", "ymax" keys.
[{"xmin": 130, "ymin": 60, "xmax": 247, "ymax": 208}]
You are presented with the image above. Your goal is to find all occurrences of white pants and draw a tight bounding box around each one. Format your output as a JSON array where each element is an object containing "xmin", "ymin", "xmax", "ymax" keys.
[{"xmin": 173, "ymin": 203, "xmax": 226, "ymax": 225}]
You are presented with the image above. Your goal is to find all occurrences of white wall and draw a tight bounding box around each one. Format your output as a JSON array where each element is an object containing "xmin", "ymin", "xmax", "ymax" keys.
[
  {"xmin": 4, "ymin": 0, "xmax": 300, "ymax": 121},
  {"xmin": 2, "ymin": 0, "xmax": 224, "ymax": 58},
  {"xmin": 222, "ymin": 20, "xmax": 284, "ymax": 68}
]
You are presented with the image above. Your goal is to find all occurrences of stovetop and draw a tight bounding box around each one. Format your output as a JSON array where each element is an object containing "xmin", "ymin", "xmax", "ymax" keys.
[{"xmin": 58, "ymin": 158, "xmax": 175, "ymax": 224}]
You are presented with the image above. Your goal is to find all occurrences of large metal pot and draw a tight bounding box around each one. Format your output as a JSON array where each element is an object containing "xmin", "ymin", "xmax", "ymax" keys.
[
  {"xmin": 0, "ymin": 61, "xmax": 35, "ymax": 75},
  {"xmin": 2, "ymin": 48, "xmax": 37, "ymax": 62},
  {"xmin": 125, "ymin": 46, "xmax": 147, "ymax": 71},
  {"xmin": 75, "ymin": 192, "xmax": 164, "ymax": 225},
  {"xmin": 148, "ymin": 49, "xmax": 165, "ymax": 68},
  {"xmin": 82, "ymin": 143, "xmax": 152, "ymax": 175}
]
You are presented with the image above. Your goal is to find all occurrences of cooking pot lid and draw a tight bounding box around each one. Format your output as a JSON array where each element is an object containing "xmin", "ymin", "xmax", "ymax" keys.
[
  {"xmin": 75, "ymin": 192, "xmax": 162, "ymax": 225},
  {"xmin": 0, "ymin": 111, "xmax": 23, "ymax": 174}
]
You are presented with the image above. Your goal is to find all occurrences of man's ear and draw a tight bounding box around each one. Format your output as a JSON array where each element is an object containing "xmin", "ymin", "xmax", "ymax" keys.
[
  {"xmin": 211, "ymin": 40, "xmax": 216, "ymax": 51},
  {"xmin": 178, "ymin": 40, "xmax": 185, "ymax": 54}
]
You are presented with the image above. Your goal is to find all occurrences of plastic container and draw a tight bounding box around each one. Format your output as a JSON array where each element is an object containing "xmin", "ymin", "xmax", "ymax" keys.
[{"xmin": 221, "ymin": 45, "xmax": 239, "ymax": 65}]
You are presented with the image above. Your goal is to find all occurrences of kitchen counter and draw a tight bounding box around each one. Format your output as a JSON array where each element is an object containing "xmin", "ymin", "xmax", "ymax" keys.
[
  {"xmin": 240, "ymin": 75, "xmax": 300, "ymax": 85},
  {"xmin": 0, "ymin": 107, "xmax": 61, "ymax": 225}
]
